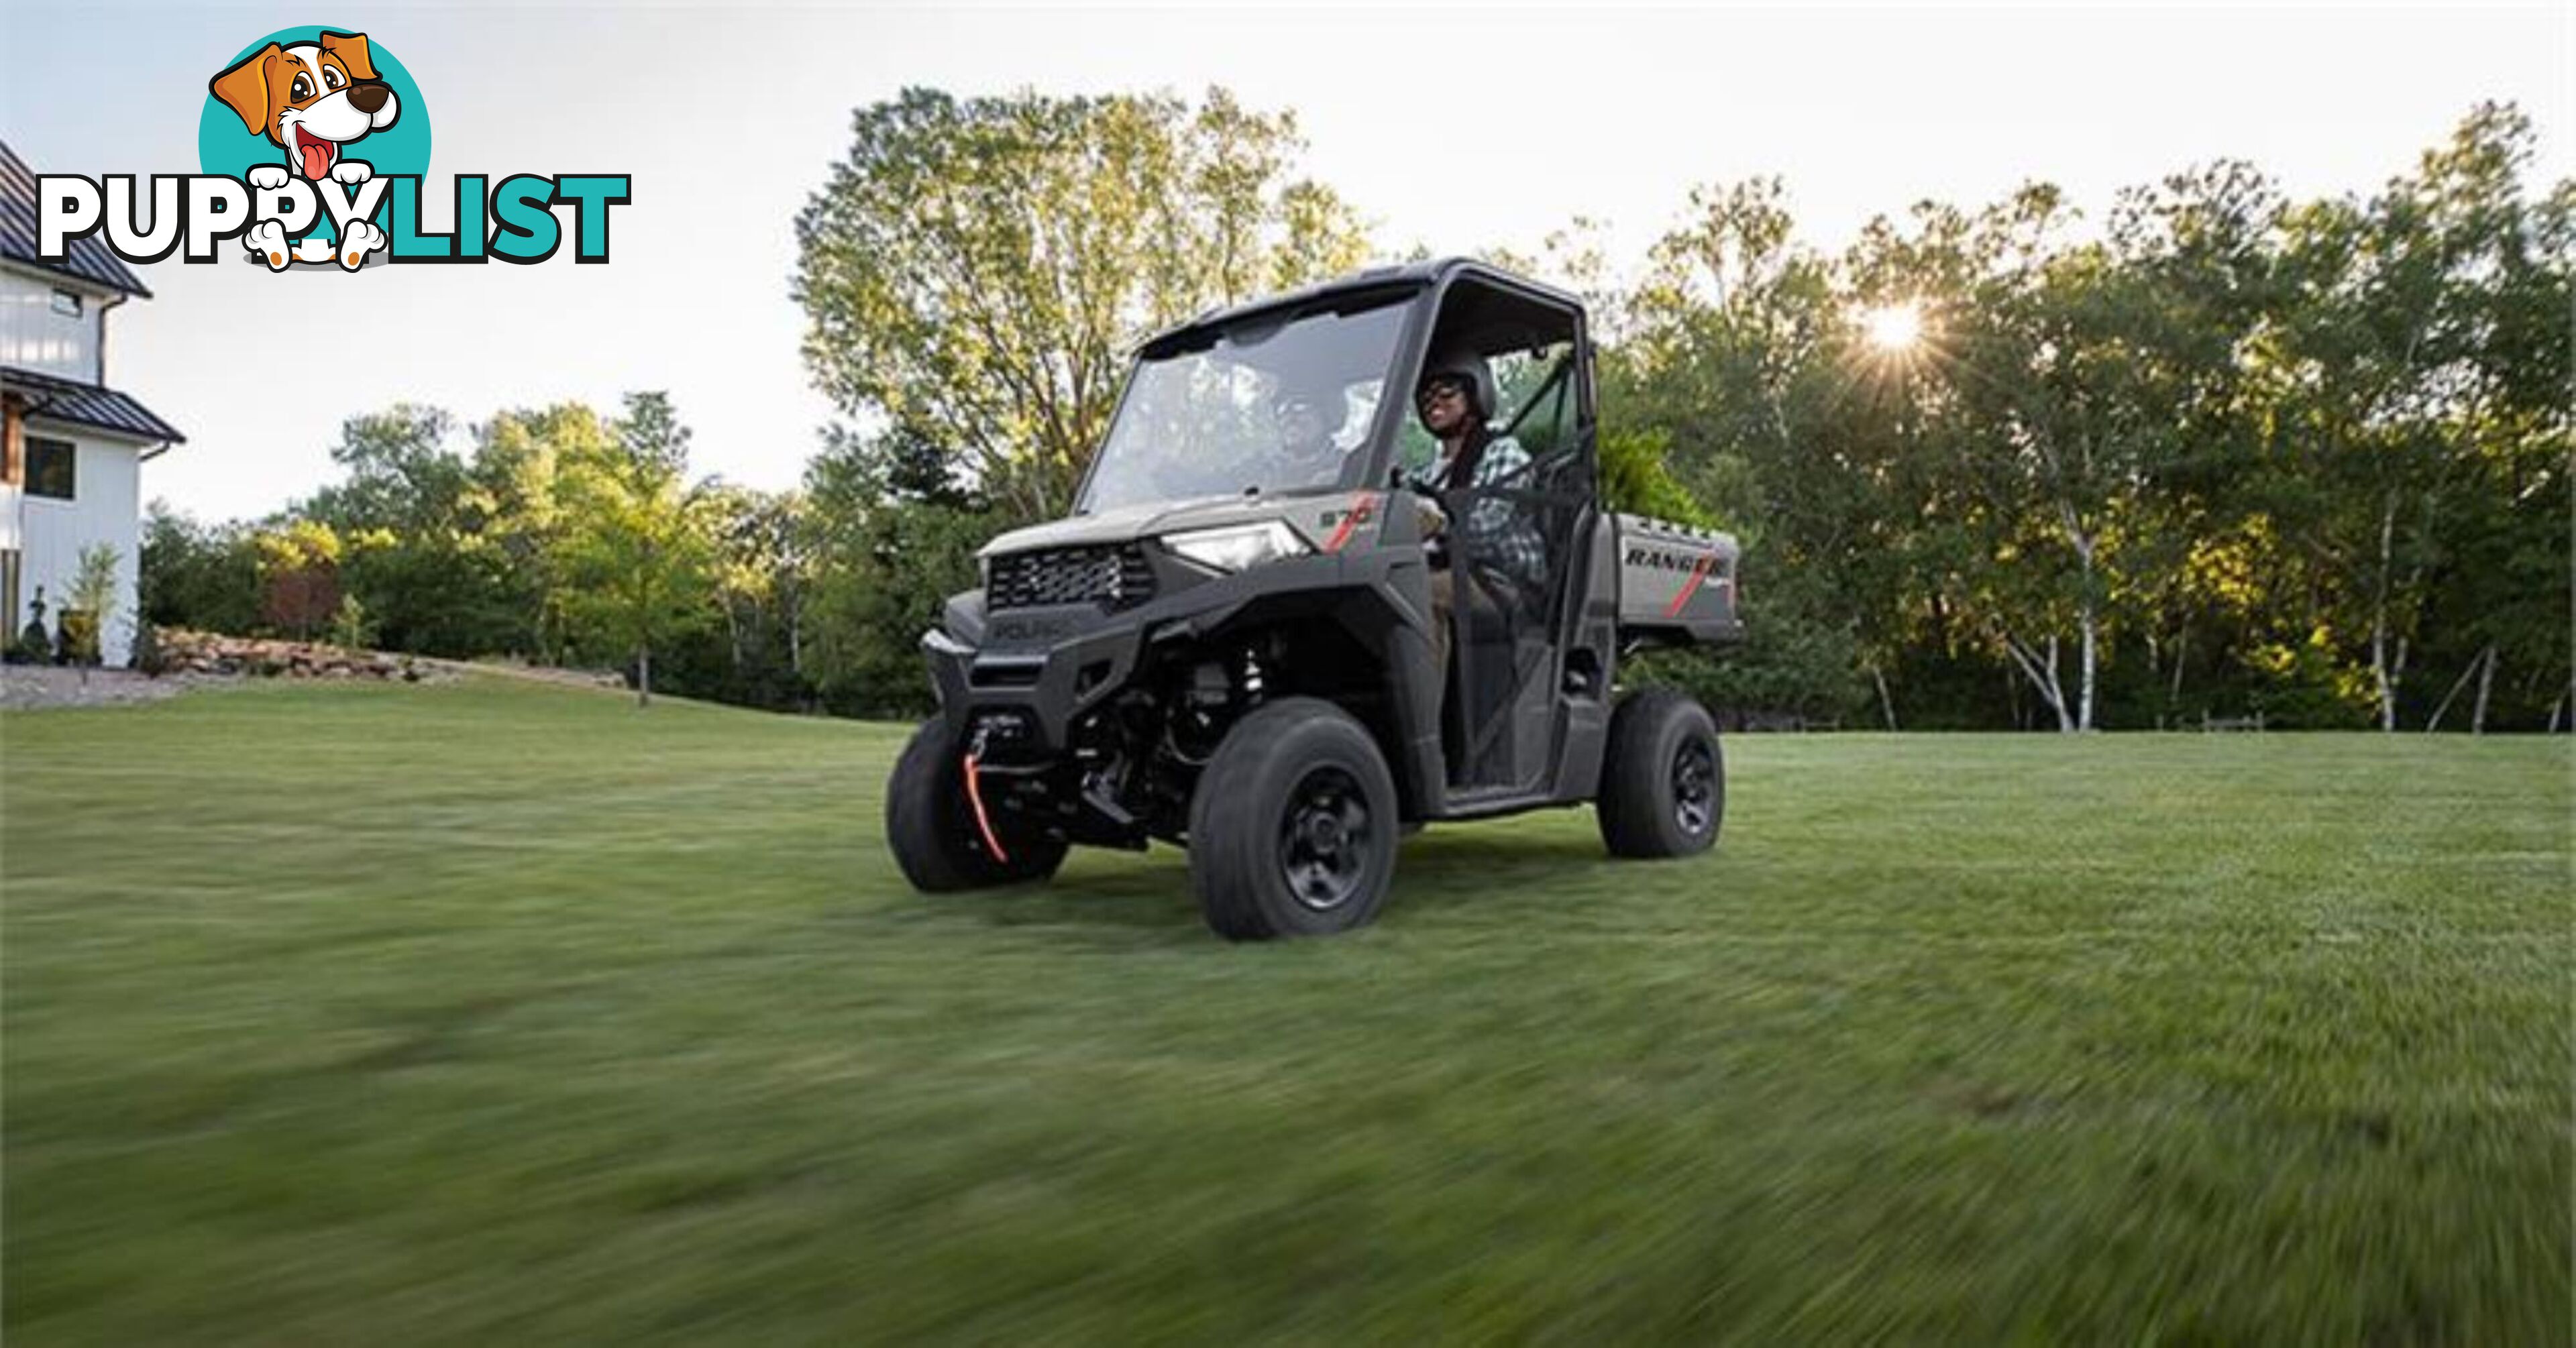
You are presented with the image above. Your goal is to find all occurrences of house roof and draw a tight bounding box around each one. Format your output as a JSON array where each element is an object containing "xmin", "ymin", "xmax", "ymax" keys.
[
  {"xmin": 0, "ymin": 141, "xmax": 153, "ymax": 299},
  {"xmin": 3, "ymin": 366, "xmax": 184, "ymax": 445}
]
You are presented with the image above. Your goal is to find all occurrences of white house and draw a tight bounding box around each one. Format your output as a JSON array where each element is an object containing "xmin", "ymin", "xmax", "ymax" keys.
[{"xmin": 0, "ymin": 140, "xmax": 183, "ymax": 667}]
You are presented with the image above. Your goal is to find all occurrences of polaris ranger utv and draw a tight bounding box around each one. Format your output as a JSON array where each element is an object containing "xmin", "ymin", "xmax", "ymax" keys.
[{"xmin": 887, "ymin": 260, "xmax": 1742, "ymax": 938}]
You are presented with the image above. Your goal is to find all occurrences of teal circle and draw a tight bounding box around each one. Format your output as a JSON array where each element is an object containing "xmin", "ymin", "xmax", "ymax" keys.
[{"xmin": 198, "ymin": 25, "xmax": 431, "ymax": 236}]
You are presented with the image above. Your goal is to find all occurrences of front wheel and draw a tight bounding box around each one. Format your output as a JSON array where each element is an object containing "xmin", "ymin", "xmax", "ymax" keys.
[
  {"xmin": 1188, "ymin": 698, "xmax": 1401, "ymax": 940},
  {"xmin": 1597, "ymin": 689, "xmax": 1724, "ymax": 858},
  {"xmin": 885, "ymin": 720, "xmax": 1067, "ymax": 892}
]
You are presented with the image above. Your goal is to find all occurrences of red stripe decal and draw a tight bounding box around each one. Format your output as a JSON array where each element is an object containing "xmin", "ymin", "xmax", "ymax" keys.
[
  {"xmin": 961, "ymin": 752, "xmax": 1009, "ymax": 864},
  {"xmin": 1323, "ymin": 492, "xmax": 1378, "ymax": 554},
  {"xmin": 1664, "ymin": 553, "xmax": 1715, "ymax": 618}
]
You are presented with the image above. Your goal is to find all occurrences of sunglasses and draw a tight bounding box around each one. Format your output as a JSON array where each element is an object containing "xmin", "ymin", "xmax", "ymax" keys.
[{"xmin": 1417, "ymin": 381, "xmax": 1468, "ymax": 408}]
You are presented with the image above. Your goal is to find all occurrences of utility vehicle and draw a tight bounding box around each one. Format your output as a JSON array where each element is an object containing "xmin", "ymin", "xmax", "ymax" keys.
[{"xmin": 887, "ymin": 260, "xmax": 1742, "ymax": 938}]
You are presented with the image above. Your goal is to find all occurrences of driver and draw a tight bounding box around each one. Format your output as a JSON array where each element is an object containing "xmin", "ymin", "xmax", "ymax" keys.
[
  {"xmin": 1269, "ymin": 382, "xmax": 1350, "ymax": 488},
  {"xmin": 1410, "ymin": 351, "xmax": 1546, "ymax": 675}
]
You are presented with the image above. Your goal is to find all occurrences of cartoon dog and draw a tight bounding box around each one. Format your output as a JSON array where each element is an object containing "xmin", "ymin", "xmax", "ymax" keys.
[{"xmin": 209, "ymin": 31, "xmax": 398, "ymax": 270}]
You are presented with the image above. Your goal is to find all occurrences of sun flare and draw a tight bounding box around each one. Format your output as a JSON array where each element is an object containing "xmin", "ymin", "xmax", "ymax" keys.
[{"xmin": 1864, "ymin": 302, "xmax": 1924, "ymax": 352}]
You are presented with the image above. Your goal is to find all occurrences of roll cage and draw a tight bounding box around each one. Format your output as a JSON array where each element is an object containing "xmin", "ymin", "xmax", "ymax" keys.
[{"xmin": 1075, "ymin": 258, "xmax": 1599, "ymax": 512}]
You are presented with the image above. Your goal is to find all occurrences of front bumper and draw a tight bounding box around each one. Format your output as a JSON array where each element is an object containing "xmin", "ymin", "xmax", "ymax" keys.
[
  {"xmin": 923, "ymin": 551, "xmax": 1363, "ymax": 756},
  {"xmin": 924, "ymin": 608, "xmax": 1148, "ymax": 756}
]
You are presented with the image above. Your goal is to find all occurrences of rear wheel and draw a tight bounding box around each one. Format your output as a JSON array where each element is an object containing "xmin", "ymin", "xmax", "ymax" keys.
[
  {"xmin": 1189, "ymin": 698, "xmax": 1400, "ymax": 940},
  {"xmin": 885, "ymin": 720, "xmax": 1067, "ymax": 891},
  {"xmin": 1597, "ymin": 688, "xmax": 1724, "ymax": 858}
]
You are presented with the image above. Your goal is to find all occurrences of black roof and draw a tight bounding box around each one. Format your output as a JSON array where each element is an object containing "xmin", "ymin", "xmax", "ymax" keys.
[
  {"xmin": 1140, "ymin": 258, "xmax": 1580, "ymax": 359},
  {"xmin": 3, "ymin": 366, "xmax": 184, "ymax": 444},
  {"xmin": 0, "ymin": 141, "xmax": 153, "ymax": 299}
]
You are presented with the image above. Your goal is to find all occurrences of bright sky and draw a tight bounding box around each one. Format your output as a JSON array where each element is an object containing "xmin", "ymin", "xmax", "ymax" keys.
[{"xmin": 4, "ymin": 1, "xmax": 2567, "ymax": 523}]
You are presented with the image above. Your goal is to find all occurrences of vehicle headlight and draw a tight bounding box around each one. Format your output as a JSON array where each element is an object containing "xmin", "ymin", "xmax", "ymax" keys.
[{"xmin": 1163, "ymin": 520, "xmax": 1309, "ymax": 573}]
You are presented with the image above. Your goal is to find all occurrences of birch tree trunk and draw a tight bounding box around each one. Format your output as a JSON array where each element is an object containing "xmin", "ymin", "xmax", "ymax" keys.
[
  {"xmin": 2168, "ymin": 626, "xmax": 2189, "ymax": 722},
  {"xmin": 2392, "ymin": 634, "xmax": 2411, "ymax": 726},
  {"xmin": 787, "ymin": 587, "xmax": 804, "ymax": 677},
  {"xmin": 2471, "ymin": 647, "xmax": 2498, "ymax": 735},
  {"xmin": 2073, "ymin": 529, "xmax": 2100, "ymax": 732},
  {"xmin": 2369, "ymin": 493, "xmax": 2400, "ymax": 732},
  {"xmin": 1998, "ymin": 627, "xmax": 2075, "ymax": 732},
  {"xmin": 2047, "ymin": 634, "xmax": 2071, "ymax": 732},
  {"xmin": 2425, "ymin": 645, "xmax": 2489, "ymax": 732},
  {"xmin": 2077, "ymin": 596, "xmax": 2098, "ymax": 732},
  {"xmin": 2056, "ymin": 502, "xmax": 2102, "ymax": 732},
  {"xmin": 2143, "ymin": 631, "xmax": 2160, "ymax": 727}
]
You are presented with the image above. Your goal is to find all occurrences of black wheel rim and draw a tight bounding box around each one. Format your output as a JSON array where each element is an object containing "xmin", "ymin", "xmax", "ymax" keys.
[
  {"xmin": 1279, "ymin": 766, "xmax": 1373, "ymax": 911},
  {"xmin": 1672, "ymin": 737, "xmax": 1717, "ymax": 836}
]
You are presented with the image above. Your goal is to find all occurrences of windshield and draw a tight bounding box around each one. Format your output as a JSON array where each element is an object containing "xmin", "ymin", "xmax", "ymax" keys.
[{"xmin": 1079, "ymin": 297, "xmax": 1410, "ymax": 513}]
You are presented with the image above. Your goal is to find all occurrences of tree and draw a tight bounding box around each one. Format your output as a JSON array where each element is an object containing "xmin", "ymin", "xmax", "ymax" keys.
[
  {"xmin": 108, "ymin": 102, "xmax": 2570, "ymax": 734},
  {"xmin": 1610, "ymin": 108, "xmax": 2568, "ymax": 732},
  {"xmin": 2258, "ymin": 105, "xmax": 2568, "ymax": 730},
  {"xmin": 301, "ymin": 405, "xmax": 522, "ymax": 657},
  {"xmin": 556, "ymin": 392, "xmax": 718, "ymax": 706},
  {"xmin": 2094, "ymin": 162, "xmax": 2284, "ymax": 726},
  {"xmin": 1879, "ymin": 181, "xmax": 2176, "ymax": 734},
  {"xmin": 62, "ymin": 543, "xmax": 121, "ymax": 672},
  {"xmin": 305, "ymin": 404, "xmax": 466, "ymax": 532},
  {"xmin": 1597, "ymin": 427, "xmax": 1708, "ymax": 526},
  {"xmin": 467, "ymin": 403, "xmax": 617, "ymax": 663},
  {"xmin": 797, "ymin": 422, "xmax": 1004, "ymax": 718},
  {"xmin": 140, "ymin": 502, "xmax": 262, "ymax": 635},
  {"xmin": 254, "ymin": 518, "xmax": 347, "ymax": 639},
  {"xmin": 794, "ymin": 87, "xmax": 1372, "ymax": 519},
  {"xmin": 2436, "ymin": 169, "xmax": 2575, "ymax": 731},
  {"xmin": 1624, "ymin": 178, "xmax": 1913, "ymax": 727},
  {"xmin": 706, "ymin": 484, "xmax": 816, "ymax": 707}
]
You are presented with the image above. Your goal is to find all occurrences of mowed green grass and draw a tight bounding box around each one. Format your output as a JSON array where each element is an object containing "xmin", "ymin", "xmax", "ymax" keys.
[{"xmin": 3, "ymin": 678, "xmax": 2566, "ymax": 1343}]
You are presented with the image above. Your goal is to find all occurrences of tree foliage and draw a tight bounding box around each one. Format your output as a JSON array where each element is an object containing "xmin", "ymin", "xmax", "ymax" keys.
[
  {"xmin": 137, "ymin": 98, "xmax": 2567, "ymax": 733},
  {"xmin": 555, "ymin": 392, "xmax": 720, "ymax": 705},
  {"xmin": 794, "ymin": 87, "xmax": 1371, "ymax": 519},
  {"xmin": 1619, "ymin": 103, "xmax": 2569, "ymax": 731},
  {"xmin": 798, "ymin": 424, "xmax": 989, "ymax": 718}
]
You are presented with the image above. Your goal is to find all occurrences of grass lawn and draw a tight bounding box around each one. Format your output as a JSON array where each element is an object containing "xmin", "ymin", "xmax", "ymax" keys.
[{"xmin": 3, "ymin": 677, "xmax": 2567, "ymax": 1343}]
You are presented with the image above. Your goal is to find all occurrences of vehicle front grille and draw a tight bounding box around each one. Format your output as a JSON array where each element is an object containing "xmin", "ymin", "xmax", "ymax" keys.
[{"xmin": 987, "ymin": 545, "xmax": 1155, "ymax": 611}]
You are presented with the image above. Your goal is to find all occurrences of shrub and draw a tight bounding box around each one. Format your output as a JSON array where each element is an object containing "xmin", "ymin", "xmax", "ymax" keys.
[
  {"xmin": 7, "ymin": 606, "xmax": 51, "ymax": 665},
  {"xmin": 54, "ymin": 609, "xmax": 99, "ymax": 667},
  {"xmin": 131, "ymin": 620, "xmax": 168, "ymax": 677},
  {"xmin": 64, "ymin": 545, "xmax": 120, "ymax": 667},
  {"xmin": 329, "ymin": 594, "xmax": 376, "ymax": 652}
]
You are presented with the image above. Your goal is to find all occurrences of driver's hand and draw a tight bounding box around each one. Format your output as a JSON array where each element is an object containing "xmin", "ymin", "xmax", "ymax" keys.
[{"xmin": 1414, "ymin": 496, "xmax": 1448, "ymax": 536}]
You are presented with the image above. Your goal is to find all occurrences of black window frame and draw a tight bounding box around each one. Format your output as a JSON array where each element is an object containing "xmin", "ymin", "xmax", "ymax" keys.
[
  {"xmin": 49, "ymin": 289, "xmax": 81, "ymax": 319},
  {"xmin": 25, "ymin": 437, "xmax": 76, "ymax": 502}
]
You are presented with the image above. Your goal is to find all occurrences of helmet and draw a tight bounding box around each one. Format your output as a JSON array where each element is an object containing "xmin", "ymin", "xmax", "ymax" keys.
[
  {"xmin": 1417, "ymin": 349, "xmax": 1496, "ymax": 420},
  {"xmin": 1273, "ymin": 379, "xmax": 1350, "ymax": 435}
]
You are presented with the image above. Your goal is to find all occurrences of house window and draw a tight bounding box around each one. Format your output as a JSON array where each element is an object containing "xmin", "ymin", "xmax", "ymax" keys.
[
  {"xmin": 26, "ymin": 438, "xmax": 74, "ymax": 501},
  {"xmin": 49, "ymin": 290, "xmax": 81, "ymax": 319}
]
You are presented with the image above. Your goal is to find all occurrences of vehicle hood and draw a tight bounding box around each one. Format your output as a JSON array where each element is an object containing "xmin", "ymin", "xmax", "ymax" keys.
[{"xmin": 980, "ymin": 492, "xmax": 1354, "ymax": 557}]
